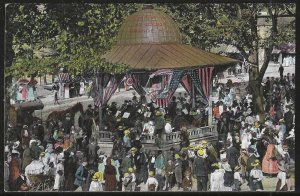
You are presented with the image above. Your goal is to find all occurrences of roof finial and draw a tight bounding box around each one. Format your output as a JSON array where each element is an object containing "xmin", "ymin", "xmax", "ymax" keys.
[{"xmin": 142, "ymin": 4, "xmax": 154, "ymax": 10}]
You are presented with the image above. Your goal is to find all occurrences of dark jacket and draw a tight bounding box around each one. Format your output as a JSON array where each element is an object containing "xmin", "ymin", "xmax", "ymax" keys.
[
  {"xmin": 226, "ymin": 146, "xmax": 240, "ymax": 169},
  {"xmin": 192, "ymin": 157, "xmax": 208, "ymax": 177}
]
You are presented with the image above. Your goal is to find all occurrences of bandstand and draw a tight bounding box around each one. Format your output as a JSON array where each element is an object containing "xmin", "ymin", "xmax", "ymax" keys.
[{"xmin": 97, "ymin": 4, "xmax": 239, "ymax": 154}]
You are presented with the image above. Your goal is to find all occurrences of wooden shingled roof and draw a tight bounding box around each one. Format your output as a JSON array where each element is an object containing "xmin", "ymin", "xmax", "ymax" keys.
[{"xmin": 102, "ymin": 5, "xmax": 239, "ymax": 71}]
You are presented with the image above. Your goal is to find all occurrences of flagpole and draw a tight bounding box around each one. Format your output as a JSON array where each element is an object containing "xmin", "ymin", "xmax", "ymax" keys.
[{"xmin": 208, "ymin": 79, "xmax": 212, "ymax": 126}]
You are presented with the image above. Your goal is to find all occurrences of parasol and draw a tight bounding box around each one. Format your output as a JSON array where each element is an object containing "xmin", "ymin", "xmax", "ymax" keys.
[{"xmin": 18, "ymin": 78, "xmax": 29, "ymax": 85}]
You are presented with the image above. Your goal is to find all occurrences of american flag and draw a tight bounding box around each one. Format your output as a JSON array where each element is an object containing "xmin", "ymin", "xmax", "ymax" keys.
[
  {"xmin": 58, "ymin": 73, "xmax": 69, "ymax": 82},
  {"xmin": 92, "ymin": 74, "xmax": 123, "ymax": 107},
  {"xmin": 127, "ymin": 73, "xmax": 147, "ymax": 96},
  {"xmin": 187, "ymin": 69, "xmax": 207, "ymax": 105},
  {"xmin": 181, "ymin": 75, "xmax": 192, "ymax": 94},
  {"xmin": 156, "ymin": 70, "xmax": 185, "ymax": 108},
  {"xmin": 198, "ymin": 67, "xmax": 214, "ymax": 101}
]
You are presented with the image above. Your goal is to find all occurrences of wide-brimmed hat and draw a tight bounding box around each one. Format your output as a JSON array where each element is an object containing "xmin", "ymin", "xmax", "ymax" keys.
[
  {"xmin": 128, "ymin": 168, "xmax": 134, "ymax": 173},
  {"xmin": 92, "ymin": 176, "xmax": 98, "ymax": 181},
  {"xmin": 197, "ymin": 149, "xmax": 204, "ymax": 156},
  {"xmin": 189, "ymin": 111, "xmax": 197, "ymax": 116},
  {"xmin": 23, "ymin": 125, "xmax": 28, "ymax": 129},
  {"xmin": 211, "ymin": 162, "xmax": 220, "ymax": 169},
  {"xmin": 155, "ymin": 111, "xmax": 162, "ymax": 116},
  {"xmin": 282, "ymin": 145, "xmax": 289, "ymax": 150},
  {"xmin": 175, "ymin": 154, "xmax": 180, "ymax": 159},
  {"xmin": 12, "ymin": 149, "xmax": 20, "ymax": 154},
  {"xmin": 124, "ymin": 129, "xmax": 130, "ymax": 135},
  {"xmin": 251, "ymin": 159, "xmax": 260, "ymax": 167},
  {"xmin": 279, "ymin": 119, "xmax": 285, "ymax": 123},
  {"xmin": 130, "ymin": 147, "xmax": 137, "ymax": 152},
  {"xmin": 124, "ymin": 172, "xmax": 130, "ymax": 177},
  {"xmin": 40, "ymin": 152, "xmax": 45, "ymax": 157},
  {"xmin": 118, "ymin": 126, "xmax": 124, "ymax": 130},
  {"xmin": 149, "ymin": 171, "xmax": 154, "ymax": 177},
  {"xmin": 234, "ymin": 165, "xmax": 241, "ymax": 172}
]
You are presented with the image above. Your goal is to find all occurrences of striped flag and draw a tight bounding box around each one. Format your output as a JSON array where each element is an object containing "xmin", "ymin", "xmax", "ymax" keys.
[
  {"xmin": 198, "ymin": 67, "xmax": 214, "ymax": 101},
  {"xmin": 58, "ymin": 73, "xmax": 69, "ymax": 82},
  {"xmin": 181, "ymin": 75, "xmax": 192, "ymax": 94},
  {"xmin": 92, "ymin": 74, "xmax": 123, "ymax": 107},
  {"xmin": 156, "ymin": 70, "xmax": 185, "ymax": 108}
]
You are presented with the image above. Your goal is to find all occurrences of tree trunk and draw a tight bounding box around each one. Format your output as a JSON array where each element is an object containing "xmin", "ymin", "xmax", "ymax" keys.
[
  {"xmin": 52, "ymin": 74, "xmax": 55, "ymax": 83},
  {"xmin": 44, "ymin": 75, "xmax": 47, "ymax": 85},
  {"xmin": 247, "ymin": 49, "xmax": 265, "ymax": 122}
]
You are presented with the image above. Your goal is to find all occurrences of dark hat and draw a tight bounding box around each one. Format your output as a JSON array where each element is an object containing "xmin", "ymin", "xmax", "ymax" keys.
[{"xmin": 248, "ymin": 147, "xmax": 255, "ymax": 153}]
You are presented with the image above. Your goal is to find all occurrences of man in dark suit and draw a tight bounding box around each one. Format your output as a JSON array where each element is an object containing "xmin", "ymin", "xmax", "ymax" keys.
[{"xmin": 192, "ymin": 149, "xmax": 209, "ymax": 191}]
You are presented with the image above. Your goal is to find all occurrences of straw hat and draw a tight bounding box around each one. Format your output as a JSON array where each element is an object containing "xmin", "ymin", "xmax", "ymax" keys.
[
  {"xmin": 128, "ymin": 168, "xmax": 134, "ymax": 173},
  {"xmin": 149, "ymin": 171, "xmax": 154, "ymax": 177},
  {"xmin": 251, "ymin": 159, "xmax": 260, "ymax": 167},
  {"xmin": 282, "ymin": 145, "xmax": 289, "ymax": 150},
  {"xmin": 211, "ymin": 162, "xmax": 220, "ymax": 169},
  {"xmin": 92, "ymin": 176, "xmax": 98, "ymax": 181},
  {"xmin": 175, "ymin": 154, "xmax": 180, "ymax": 159},
  {"xmin": 130, "ymin": 147, "xmax": 137, "ymax": 152},
  {"xmin": 118, "ymin": 126, "xmax": 124, "ymax": 130},
  {"xmin": 197, "ymin": 149, "xmax": 204, "ymax": 156},
  {"xmin": 124, "ymin": 173, "xmax": 130, "ymax": 177},
  {"xmin": 279, "ymin": 119, "xmax": 285, "ymax": 123},
  {"xmin": 40, "ymin": 152, "xmax": 45, "ymax": 157},
  {"xmin": 189, "ymin": 111, "xmax": 197, "ymax": 116},
  {"xmin": 234, "ymin": 165, "xmax": 241, "ymax": 172},
  {"xmin": 124, "ymin": 129, "xmax": 130, "ymax": 135},
  {"xmin": 155, "ymin": 111, "xmax": 162, "ymax": 116}
]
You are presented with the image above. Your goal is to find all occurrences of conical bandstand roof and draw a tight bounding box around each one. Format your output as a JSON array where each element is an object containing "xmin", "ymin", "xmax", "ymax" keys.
[{"xmin": 102, "ymin": 5, "xmax": 239, "ymax": 71}]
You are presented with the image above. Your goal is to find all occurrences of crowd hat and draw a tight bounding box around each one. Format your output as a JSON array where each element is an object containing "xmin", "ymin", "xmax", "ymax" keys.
[
  {"xmin": 189, "ymin": 111, "xmax": 197, "ymax": 116},
  {"xmin": 124, "ymin": 129, "xmax": 130, "ymax": 135},
  {"xmin": 211, "ymin": 162, "xmax": 220, "ymax": 169},
  {"xmin": 175, "ymin": 154, "xmax": 180, "ymax": 159},
  {"xmin": 92, "ymin": 176, "xmax": 98, "ymax": 181},
  {"xmin": 251, "ymin": 159, "xmax": 260, "ymax": 167},
  {"xmin": 12, "ymin": 149, "xmax": 20, "ymax": 154},
  {"xmin": 118, "ymin": 126, "xmax": 125, "ymax": 130},
  {"xmin": 279, "ymin": 119, "xmax": 285, "ymax": 123},
  {"xmin": 124, "ymin": 172, "xmax": 130, "ymax": 177},
  {"xmin": 149, "ymin": 171, "xmax": 154, "ymax": 177},
  {"xmin": 155, "ymin": 111, "xmax": 162, "ymax": 116},
  {"xmin": 197, "ymin": 149, "xmax": 204, "ymax": 156},
  {"xmin": 234, "ymin": 165, "xmax": 241, "ymax": 172},
  {"xmin": 282, "ymin": 144, "xmax": 289, "ymax": 150},
  {"xmin": 128, "ymin": 168, "xmax": 134, "ymax": 173},
  {"xmin": 130, "ymin": 147, "xmax": 137, "ymax": 152},
  {"xmin": 23, "ymin": 125, "xmax": 28, "ymax": 129},
  {"xmin": 40, "ymin": 152, "xmax": 45, "ymax": 157}
]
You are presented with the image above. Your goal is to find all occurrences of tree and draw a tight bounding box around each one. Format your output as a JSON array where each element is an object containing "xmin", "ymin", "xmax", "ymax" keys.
[{"xmin": 158, "ymin": 3, "xmax": 295, "ymax": 121}]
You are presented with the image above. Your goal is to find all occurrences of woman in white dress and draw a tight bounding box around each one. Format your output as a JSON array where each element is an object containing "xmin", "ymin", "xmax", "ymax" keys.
[
  {"xmin": 79, "ymin": 82, "xmax": 85, "ymax": 96},
  {"xmin": 210, "ymin": 163, "xmax": 225, "ymax": 191},
  {"xmin": 64, "ymin": 83, "xmax": 70, "ymax": 99},
  {"xmin": 53, "ymin": 156, "xmax": 65, "ymax": 191}
]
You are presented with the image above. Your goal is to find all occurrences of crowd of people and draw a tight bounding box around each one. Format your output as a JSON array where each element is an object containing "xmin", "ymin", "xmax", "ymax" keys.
[{"xmin": 4, "ymin": 70, "xmax": 295, "ymax": 192}]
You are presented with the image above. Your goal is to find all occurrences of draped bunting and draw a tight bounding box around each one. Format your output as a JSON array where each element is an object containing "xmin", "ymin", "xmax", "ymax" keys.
[
  {"xmin": 127, "ymin": 73, "xmax": 149, "ymax": 96},
  {"xmin": 156, "ymin": 70, "xmax": 186, "ymax": 107},
  {"xmin": 91, "ymin": 73, "xmax": 124, "ymax": 107},
  {"xmin": 199, "ymin": 67, "xmax": 214, "ymax": 101},
  {"xmin": 187, "ymin": 69, "xmax": 208, "ymax": 105},
  {"xmin": 181, "ymin": 75, "xmax": 192, "ymax": 94}
]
